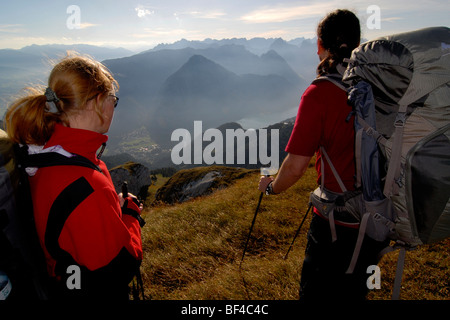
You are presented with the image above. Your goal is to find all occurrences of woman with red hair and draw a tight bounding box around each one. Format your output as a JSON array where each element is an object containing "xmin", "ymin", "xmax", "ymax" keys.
[{"xmin": 5, "ymin": 53, "xmax": 143, "ymax": 300}]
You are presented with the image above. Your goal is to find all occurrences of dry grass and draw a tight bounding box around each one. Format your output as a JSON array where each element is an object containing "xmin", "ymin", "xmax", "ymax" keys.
[{"xmin": 137, "ymin": 163, "xmax": 449, "ymax": 301}]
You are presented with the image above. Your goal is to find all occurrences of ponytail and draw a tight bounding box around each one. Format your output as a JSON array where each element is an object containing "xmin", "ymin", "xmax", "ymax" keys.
[{"xmin": 5, "ymin": 87, "xmax": 62, "ymax": 145}]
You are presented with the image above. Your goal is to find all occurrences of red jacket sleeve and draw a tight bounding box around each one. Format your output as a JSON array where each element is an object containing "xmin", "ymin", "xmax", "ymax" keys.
[
  {"xmin": 285, "ymin": 83, "xmax": 323, "ymax": 157},
  {"xmin": 58, "ymin": 186, "xmax": 143, "ymax": 271},
  {"xmin": 121, "ymin": 197, "xmax": 143, "ymax": 260}
]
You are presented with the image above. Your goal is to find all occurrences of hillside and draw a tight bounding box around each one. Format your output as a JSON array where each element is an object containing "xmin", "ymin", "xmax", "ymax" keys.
[
  {"xmin": 154, "ymin": 165, "xmax": 256, "ymax": 204},
  {"xmin": 138, "ymin": 164, "xmax": 450, "ymax": 300}
]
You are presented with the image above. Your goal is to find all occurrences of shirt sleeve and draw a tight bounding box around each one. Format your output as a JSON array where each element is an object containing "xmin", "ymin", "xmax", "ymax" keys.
[{"xmin": 285, "ymin": 84, "xmax": 323, "ymax": 157}]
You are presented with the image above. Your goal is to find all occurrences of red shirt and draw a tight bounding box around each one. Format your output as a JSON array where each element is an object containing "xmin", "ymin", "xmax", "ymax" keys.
[
  {"xmin": 286, "ymin": 80, "xmax": 356, "ymax": 192},
  {"xmin": 29, "ymin": 124, "xmax": 142, "ymax": 277}
]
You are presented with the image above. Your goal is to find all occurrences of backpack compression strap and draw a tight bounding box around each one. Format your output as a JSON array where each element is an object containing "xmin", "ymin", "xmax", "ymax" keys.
[{"xmin": 383, "ymin": 103, "xmax": 408, "ymax": 197}]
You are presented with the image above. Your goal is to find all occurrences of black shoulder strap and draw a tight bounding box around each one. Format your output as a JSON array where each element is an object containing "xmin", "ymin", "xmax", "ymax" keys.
[
  {"xmin": 312, "ymin": 73, "xmax": 349, "ymax": 92},
  {"xmin": 14, "ymin": 144, "xmax": 102, "ymax": 173}
]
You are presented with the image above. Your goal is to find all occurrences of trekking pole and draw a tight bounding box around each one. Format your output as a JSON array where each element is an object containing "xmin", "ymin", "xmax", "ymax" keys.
[
  {"xmin": 135, "ymin": 266, "xmax": 145, "ymax": 300},
  {"xmin": 240, "ymin": 174, "xmax": 270, "ymax": 267},
  {"xmin": 284, "ymin": 202, "xmax": 312, "ymax": 260},
  {"xmin": 240, "ymin": 191, "xmax": 264, "ymax": 267}
]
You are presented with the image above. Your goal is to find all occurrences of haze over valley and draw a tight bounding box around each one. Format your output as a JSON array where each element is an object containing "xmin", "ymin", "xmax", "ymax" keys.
[{"xmin": 0, "ymin": 37, "xmax": 319, "ymax": 169}]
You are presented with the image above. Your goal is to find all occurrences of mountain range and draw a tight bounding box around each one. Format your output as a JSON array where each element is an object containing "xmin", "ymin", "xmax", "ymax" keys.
[{"xmin": 0, "ymin": 37, "xmax": 319, "ymax": 169}]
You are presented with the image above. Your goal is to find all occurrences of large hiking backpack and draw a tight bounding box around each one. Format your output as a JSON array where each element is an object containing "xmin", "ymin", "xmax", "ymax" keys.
[
  {"xmin": 343, "ymin": 26, "xmax": 450, "ymax": 249},
  {"xmin": 0, "ymin": 132, "xmax": 48, "ymax": 300},
  {"xmin": 0, "ymin": 132, "xmax": 102, "ymax": 300},
  {"xmin": 310, "ymin": 26, "xmax": 449, "ymax": 299}
]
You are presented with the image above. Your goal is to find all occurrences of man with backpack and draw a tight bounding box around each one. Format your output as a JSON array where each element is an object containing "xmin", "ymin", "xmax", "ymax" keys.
[{"xmin": 259, "ymin": 9, "xmax": 389, "ymax": 300}]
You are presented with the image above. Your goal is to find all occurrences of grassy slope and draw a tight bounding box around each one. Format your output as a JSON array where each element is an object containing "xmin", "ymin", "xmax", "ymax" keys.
[{"xmin": 138, "ymin": 163, "xmax": 449, "ymax": 300}]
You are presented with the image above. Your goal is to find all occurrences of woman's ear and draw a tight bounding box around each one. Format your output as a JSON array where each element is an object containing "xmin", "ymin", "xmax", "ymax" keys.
[
  {"xmin": 317, "ymin": 39, "xmax": 328, "ymax": 60},
  {"xmin": 95, "ymin": 93, "xmax": 104, "ymax": 108}
]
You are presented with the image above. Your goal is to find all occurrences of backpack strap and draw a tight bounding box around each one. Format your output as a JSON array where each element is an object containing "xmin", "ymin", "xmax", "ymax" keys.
[
  {"xmin": 16, "ymin": 144, "xmax": 102, "ymax": 174},
  {"xmin": 13, "ymin": 144, "xmax": 104, "ymax": 280},
  {"xmin": 312, "ymin": 73, "xmax": 352, "ymax": 194},
  {"xmin": 354, "ymin": 116, "xmax": 388, "ymax": 188},
  {"xmin": 312, "ymin": 74, "xmax": 349, "ymax": 92},
  {"xmin": 346, "ymin": 212, "xmax": 370, "ymax": 274},
  {"xmin": 383, "ymin": 104, "xmax": 408, "ymax": 197},
  {"xmin": 319, "ymin": 146, "xmax": 347, "ymax": 193},
  {"xmin": 391, "ymin": 246, "xmax": 407, "ymax": 300},
  {"xmin": 319, "ymin": 147, "xmax": 347, "ymax": 242},
  {"xmin": 312, "ymin": 75, "xmax": 353, "ymax": 242}
]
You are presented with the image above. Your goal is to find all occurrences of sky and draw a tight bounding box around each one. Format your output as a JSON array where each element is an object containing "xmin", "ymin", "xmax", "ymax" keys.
[{"xmin": 0, "ymin": 0, "xmax": 448, "ymax": 51}]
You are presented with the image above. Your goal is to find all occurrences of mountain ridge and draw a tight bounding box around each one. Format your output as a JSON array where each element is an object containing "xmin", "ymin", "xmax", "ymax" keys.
[{"xmin": 0, "ymin": 38, "xmax": 316, "ymax": 170}]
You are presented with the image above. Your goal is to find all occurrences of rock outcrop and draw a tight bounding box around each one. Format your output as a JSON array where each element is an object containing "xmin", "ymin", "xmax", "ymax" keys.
[
  {"xmin": 109, "ymin": 162, "xmax": 152, "ymax": 200},
  {"xmin": 155, "ymin": 166, "xmax": 256, "ymax": 204}
]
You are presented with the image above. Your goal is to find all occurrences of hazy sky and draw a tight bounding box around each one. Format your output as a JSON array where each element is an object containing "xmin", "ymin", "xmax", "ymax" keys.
[{"xmin": 0, "ymin": 0, "xmax": 448, "ymax": 51}]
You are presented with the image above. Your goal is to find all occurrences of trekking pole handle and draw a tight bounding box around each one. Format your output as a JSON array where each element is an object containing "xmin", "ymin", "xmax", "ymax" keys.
[{"xmin": 122, "ymin": 181, "xmax": 128, "ymax": 198}]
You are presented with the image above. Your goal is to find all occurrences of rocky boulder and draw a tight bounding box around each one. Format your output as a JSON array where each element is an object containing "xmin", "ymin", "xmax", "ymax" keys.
[
  {"xmin": 109, "ymin": 161, "xmax": 152, "ymax": 200},
  {"xmin": 155, "ymin": 165, "xmax": 256, "ymax": 204}
]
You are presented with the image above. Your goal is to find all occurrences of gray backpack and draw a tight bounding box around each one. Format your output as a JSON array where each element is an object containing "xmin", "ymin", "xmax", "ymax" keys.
[{"xmin": 311, "ymin": 26, "xmax": 450, "ymax": 299}]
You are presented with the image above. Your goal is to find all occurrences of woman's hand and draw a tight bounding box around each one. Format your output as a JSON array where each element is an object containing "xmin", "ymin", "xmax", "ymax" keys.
[
  {"xmin": 259, "ymin": 175, "xmax": 274, "ymax": 193},
  {"xmin": 118, "ymin": 192, "xmax": 143, "ymax": 211}
]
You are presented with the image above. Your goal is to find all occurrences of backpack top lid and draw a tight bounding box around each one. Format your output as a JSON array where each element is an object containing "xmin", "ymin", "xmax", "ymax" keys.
[{"xmin": 344, "ymin": 26, "xmax": 450, "ymax": 108}]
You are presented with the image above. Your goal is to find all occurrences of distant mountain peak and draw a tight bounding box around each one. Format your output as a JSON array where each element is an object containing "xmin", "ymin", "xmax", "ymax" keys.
[
  {"xmin": 171, "ymin": 54, "xmax": 236, "ymax": 81},
  {"xmin": 186, "ymin": 54, "xmax": 213, "ymax": 65},
  {"xmin": 271, "ymin": 38, "xmax": 288, "ymax": 46}
]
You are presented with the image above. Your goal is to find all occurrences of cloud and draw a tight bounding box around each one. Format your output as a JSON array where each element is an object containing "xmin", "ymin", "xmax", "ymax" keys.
[
  {"xmin": 240, "ymin": 2, "xmax": 339, "ymax": 23},
  {"xmin": 0, "ymin": 24, "xmax": 25, "ymax": 33},
  {"xmin": 186, "ymin": 11, "xmax": 226, "ymax": 19},
  {"xmin": 132, "ymin": 27, "xmax": 189, "ymax": 38},
  {"xmin": 381, "ymin": 17, "xmax": 404, "ymax": 22},
  {"xmin": 135, "ymin": 6, "xmax": 155, "ymax": 18},
  {"xmin": 173, "ymin": 10, "xmax": 226, "ymax": 23},
  {"xmin": 79, "ymin": 22, "xmax": 99, "ymax": 29}
]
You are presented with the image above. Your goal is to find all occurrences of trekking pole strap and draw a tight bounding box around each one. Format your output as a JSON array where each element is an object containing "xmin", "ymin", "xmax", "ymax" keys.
[{"xmin": 392, "ymin": 247, "xmax": 407, "ymax": 300}]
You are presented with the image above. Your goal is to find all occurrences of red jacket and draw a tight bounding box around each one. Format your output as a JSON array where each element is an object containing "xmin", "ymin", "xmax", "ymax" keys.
[
  {"xmin": 286, "ymin": 80, "xmax": 356, "ymax": 193},
  {"xmin": 29, "ymin": 124, "xmax": 143, "ymax": 298}
]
